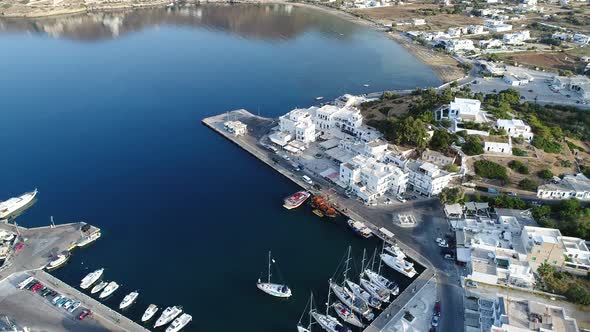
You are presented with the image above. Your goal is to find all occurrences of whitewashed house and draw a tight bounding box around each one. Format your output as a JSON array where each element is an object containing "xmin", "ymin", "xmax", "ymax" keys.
[
  {"xmin": 488, "ymin": 24, "xmax": 513, "ymax": 33},
  {"xmin": 573, "ymin": 33, "xmax": 590, "ymax": 45},
  {"xmin": 479, "ymin": 39, "xmax": 504, "ymax": 49},
  {"xmin": 339, "ymin": 156, "xmax": 408, "ymax": 201},
  {"xmin": 438, "ymin": 97, "xmax": 488, "ymax": 123},
  {"xmin": 496, "ymin": 119, "xmax": 533, "ymax": 141},
  {"xmin": 537, "ymin": 173, "xmax": 590, "ymax": 201},
  {"xmin": 552, "ymin": 75, "xmax": 590, "ymax": 100},
  {"xmin": 443, "ymin": 39, "xmax": 475, "ymax": 52},
  {"xmin": 406, "ymin": 161, "xmax": 453, "ymax": 196},
  {"xmin": 277, "ymin": 108, "xmax": 316, "ymax": 144},
  {"xmin": 484, "ymin": 136, "xmax": 512, "ymax": 155},
  {"xmin": 467, "ymin": 25, "xmax": 485, "ymax": 35},
  {"xmin": 502, "ymin": 70, "xmax": 533, "ymax": 86},
  {"xmin": 503, "ymin": 30, "xmax": 530, "ymax": 45}
]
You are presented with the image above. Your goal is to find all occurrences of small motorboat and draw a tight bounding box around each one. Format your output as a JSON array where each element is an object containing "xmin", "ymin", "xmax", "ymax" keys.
[
  {"xmin": 119, "ymin": 291, "xmax": 139, "ymax": 309},
  {"xmin": 46, "ymin": 252, "xmax": 70, "ymax": 270},
  {"xmin": 142, "ymin": 304, "xmax": 159, "ymax": 322},
  {"xmin": 91, "ymin": 281, "xmax": 107, "ymax": 294},
  {"xmin": 315, "ymin": 96, "xmax": 324, "ymax": 101},
  {"xmin": 99, "ymin": 281, "xmax": 119, "ymax": 299}
]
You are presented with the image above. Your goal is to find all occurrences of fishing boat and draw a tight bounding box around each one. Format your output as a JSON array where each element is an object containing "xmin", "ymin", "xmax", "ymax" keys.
[
  {"xmin": 0, "ymin": 189, "xmax": 37, "ymax": 219},
  {"xmin": 332, "ymin": 302, "xmax": 363, "ymax": 328},
  {"xmin": 77, "ymin": 231, "xmax": 101, "ymax": 247},
  {"xmin": 166, "ymin": 313, "xmax": 192, "ymax": 332},
  {"xmin": 80, "ymin": 268, "xmax": 104, "ymax": 289},
  {"xmin": 364, "ymin": 269, "xmax": 399, "ymax": 295},
  {"xmin": 91, "ymin": 281, "xmax": 108, "ymax": 294},
  {"xmin": 119, "ymin": 291, "xmax": 139, "ymax": 309},
  {"xmin": 360, "ymin": 278, "xmax": 390, "ymax": 303},
  {"xmin": 283, "ymin": 191, "xmax": 311, "ymax": 210},
  {"xmin": 141, "ymin": 304, "xmax": 159, "ymax": 322},
  {"xmin": 346, "ymin": 220, "xmax": 373, "ymax": 238},
  {"xmin": 256, "ymin": 251, "xmax": 291, "ymax": 298},
  {"xmin": 315, "ymin": 96, "xmax": 324, "ymax": 101},
  {"xmin": 381, "ymin": 253, "xmax": 417, "ymax": 278},
  {"xmin": 46, "ymin": 252, "xmax": 70, "ymax": 270},
  {"xmin": 99, "ymin": 281, "xmax": 119, "ymax": 299},
  {"xmin": 310, "ymin": 196, "xmax": 337, "ymax": 218},
  {"xmin": 154, "ymin": 306, "xmax": 183, "ymax": 328},
  {"xmin": 345, "ymin": 280, "xmax": 381, "ymax": 309},
  {"xmin": 312, "ymin": 209, "xmax": 324, "ymax": 217}
]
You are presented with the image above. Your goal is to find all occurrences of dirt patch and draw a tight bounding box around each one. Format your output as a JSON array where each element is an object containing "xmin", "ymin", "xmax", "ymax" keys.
[{"xmin": 496, "ymin": 52, "xmax": 584, "ymax": 72}]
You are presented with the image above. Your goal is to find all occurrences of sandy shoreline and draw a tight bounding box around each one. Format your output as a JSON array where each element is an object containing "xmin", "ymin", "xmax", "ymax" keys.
[{"xmin": 0, "ymin": 0, "xmax": 462, "ymax": 82}]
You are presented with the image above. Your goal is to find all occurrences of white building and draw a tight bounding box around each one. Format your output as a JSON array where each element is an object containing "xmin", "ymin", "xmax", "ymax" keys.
[
  {"xmin": 277, "ymin": 108, "xmax": 316, "ymax": 144},
  {"xmin": 467, "ymin": 25, "xmax": 485, "ymax": 35},
  {"xmin": 223, "ymin": 120, "xmax": 247, "ymax": 136},
  {"xmin": 406, "ymin": 161, "xmax": 453, "ymax": 196},
  {"xmin": 572, "ymin": 33, "xmax": 590, "ymax": 45},
  {"xmin": 496, "ymin": 119, "xmax": 533, "ymax": 142},
  {"xmin": 537, "ymin": 173, "xmax": 590, "ymax": 201},
  {"xmin": 552, "ymin": 75, "xmax": 590, "ymax": 100},
  {"xmin": 503, "ymin": 71, "xmax": 533, "ymax": 86},
  {"xmin": 479, "ymin": 39, "xmax": 504, "ymax": 49},
  {"xmin": 314, "ymin": 105, "xmax": 363, "ymax": 135},
  {"xmin": 484, "ymin": 136, "xmax": 512, "ymax": 155},
  {"xmin": 444, "ymin": 39, "xmax": 475, "ymax": 52},
  {"xmin": 502, "ymin": 30, "xmax": 530, "ymax": 45},
  {"xmin": 438, "ymin": 97, "xmax": 489, "ymax": 123},
  {"xmin": 412, "ymin": 18, "xmax": 426, "ymax": 26},
  {"xmin": 486, "ymin": 21, "xmax": 513, "ymax": 33}
]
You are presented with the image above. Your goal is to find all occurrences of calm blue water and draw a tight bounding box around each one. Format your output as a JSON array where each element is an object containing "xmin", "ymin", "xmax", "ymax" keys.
[{"xmin": 0, "ymin": 4, "xmax": 436, "ymax": 331}]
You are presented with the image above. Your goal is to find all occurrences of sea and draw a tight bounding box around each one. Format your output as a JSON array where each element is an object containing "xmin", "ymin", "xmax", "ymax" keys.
[{"xmin": 0, "ymin": 4, "xmax": 438, "ymax": 331}]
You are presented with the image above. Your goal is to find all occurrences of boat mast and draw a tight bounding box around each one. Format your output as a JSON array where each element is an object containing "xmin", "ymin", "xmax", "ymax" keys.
[
  {"xmin": 267, "ymin": 251, "xmax": 272, "ymax": 284},
  {"xmin": 360, "ymin": 248, "xmax": 366, "ymax": 283},
  {"xmin": 378, "ymin": 241, "xmax": 385, "ymax": 275},
  {"xmin": 343, "ymin": 246, "xmax": 351, "ymax": 282},
  {"xmin": 326, "ymin": 279, "xmax": 332, "ymax": 315},
  {"xmin": 371, "ymin": 247, "xmax": 377, "ymax": 272}
]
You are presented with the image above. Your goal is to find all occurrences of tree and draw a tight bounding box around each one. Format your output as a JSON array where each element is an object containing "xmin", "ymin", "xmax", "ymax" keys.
[
  {"xmin": 429, "ymin": 129, "xmax": 454, "ymax": 153},
  {"xmin": 439, "ymin": 187, "xmax": 464, "ymax": 204},
  {"xmin": 518, "ymin": 178, "xmax": 538, "ymax": 191},
  {"xmin": 474, "ymin": 160, "xmax": 508, "ymax": 181},
  {"xmin": 462, "ymin": 136, "xmax": 484, "ymax": 155},
  {"xmin": 493, "ymin": 195, "xmax": 526, "ymax": 209},
  {"xmin": 508, "ymin": 160, "xmax": 529, "ymax": 174},
  {"xmin": 538, "ymin": 169, "xmax": 553, "ymax": 180},
  {"xmin": 444, "ymin": 164, "xmax": 459, "ymax": 172}
]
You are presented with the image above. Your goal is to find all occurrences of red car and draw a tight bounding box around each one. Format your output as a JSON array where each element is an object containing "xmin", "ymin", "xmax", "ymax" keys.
[
  {"xmin": 31, "ymin": 283, "xmax": 44, "ymax": 292},
  {"xmin": 14, "ymin": 243, "xmax": 24, "ymax": 251},
  {"xmin": 78, "ymin": 310, "xmax": 91, "ymax": 320},
  {"xmin": 434, "ymin": 301, "xmax": 441, "ymax": 315}
]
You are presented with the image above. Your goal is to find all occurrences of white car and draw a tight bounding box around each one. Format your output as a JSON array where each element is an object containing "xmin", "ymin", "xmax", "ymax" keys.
[
  {"xmin": 444, "ymin": 254, "xmax": 454, "ymax": 260},
  {"xmin": 438, "ymin": 240, "xmax": 449, "ymax": 248},
  {"xmin": 302, "ymin": 175, "xmax": 313, "ymax": 185},
  {"xmin": 396, "ymin": 195, "xmax": 407, "ymax": 203},
  {"xmin": 435, "ymin": 238, "xmax": 443, "ymax": 243},
  {"xmin": 466, "ymin": 281, "xmax": 478, "ymax": 288}
]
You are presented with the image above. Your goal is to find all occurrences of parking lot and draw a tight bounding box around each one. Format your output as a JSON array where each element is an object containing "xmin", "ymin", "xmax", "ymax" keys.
[
  {"xmin": 469, "ymin": 66, "xmax": 590, "ymax": 109},
  {"xmin": 0, "ymin": 274, "xmax": 118, "ymax": 331}
]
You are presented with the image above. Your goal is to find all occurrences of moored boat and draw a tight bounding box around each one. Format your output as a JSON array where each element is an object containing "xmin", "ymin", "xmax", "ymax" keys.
[
  {"xmin": 310, "ymin": 196, "xmax": 337, "ymax": 217},
  {"xmin": 380, "ymin": 253, "xmax": 417, "ymax": 278},
  {"xmin": 330, "ymin": 280, "xmax": 373, "ymax": 320},
  {"xmin": 345, "ymin": 280, "xmax": 381, "ymax": 309},
  {"xmin": 384, "ymin": 244, "xmax": 406, "ymax": 259},
  {"xmin": 332, "ymin": 302, "xmax": 363, "ymax": 328},
  {"xmin": 0, "ymin": 189, "xmax": 37, "ymax": 219},
  {"xmin": 154, "ymin": 306, "xmax": 183, "ymax": 328},
  {"xmin": 80, "ymin": 268, "xmax": 104, "ymax": 289},
  {"xmin": 346, "ymin": 220, "xmax": 373, "ymax": 238},
  {"xmin": 256, "ymin": 251, "xmax": 291, "ymax": 298},
  {"xmin": 360, "ymin": 278, "xmax": 391, "ymax": 303},
  {"xmin": 46, "ymin": 252, "xmax": 70, "ymax": 270},
  {"xmin": 311, "ymin": 310, "xmax": 350, "ymax": 332},
  {"xmin": 364, "ymin": 269, "xmax": 399, "ymax": 295},
  {"xmin": 283, "ymin": 191, "xmax": 311, "ymax": 210},
  {"xmin": 142, "ymin": 304, "xmax": 159, "ymax": 322},
  {"xmin": 119, "ymin": 291, "xmax": 139, "ymax": 309},
  {"xmin": 99, "ymin": 281, "xmax": 119, "ymax": 299},
  {"xmin": 91, "ymin": 281, "xmax": 108, "ymax": 294},
  {"xmin": 166, "ymin": 313, "xmax": 192, "ymax": 332},
  {"xmin": 77, "ymin": 231, "xmax": 101, "ymax": 247}
]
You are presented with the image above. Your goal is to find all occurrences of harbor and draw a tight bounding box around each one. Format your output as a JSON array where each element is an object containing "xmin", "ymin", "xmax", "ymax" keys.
[{"xmin": 203, "ymin": 109, "xmax": 438, "ymax": 331}]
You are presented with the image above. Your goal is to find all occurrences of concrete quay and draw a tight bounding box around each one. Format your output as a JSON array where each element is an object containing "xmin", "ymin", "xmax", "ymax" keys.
[
  {"xmin": 203, "ymin": 110, "xmax": 441, "ymax": 331},
  {"xmin": 0, "ymin": 221, "xmax": 148, "ymax": 332}
]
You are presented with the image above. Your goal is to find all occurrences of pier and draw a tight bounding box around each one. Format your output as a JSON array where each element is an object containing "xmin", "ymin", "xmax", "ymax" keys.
[
  {"xmin": 203, "ymin": 109, "xmax": 438, "ymax": 331},
  {"xmin": 0, "ymin": 221, "xmax": 148, "ymax": 332}
]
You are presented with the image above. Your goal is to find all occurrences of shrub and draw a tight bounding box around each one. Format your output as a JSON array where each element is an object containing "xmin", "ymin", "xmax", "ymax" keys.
[
  {"xmin": 508, "ymin": 160, "xmax": 529, "ymax": 174},
  {"xmin": 512, "ymin": 147, "xmax": 527, "ymax": 156},
  {"xmin": 474, "ymin": 160, "xmax": 508, "ymax": 181},
  {"xmin": 560, "ymin": 159, "xmax": 573, "ymax": 168},
  {"xmin": 439, "ymin": 187, "xmax": 464, "ymax": 204},
  {"xmin": 532, "ymin": 136, "xmax": 562, "ymax": 154},
  {"xmin": 463, "ymin": 136, "xmax": 484, "ymax": 156},
  {"xmin": 538, "ymin": 169, "xmax": 553, "ymax": 180},
  {"xmin": 444, "ymin": 164, "xmax": 459, "ymax": 172},
  {"xmin": 518, "ymin": 178, "xmax": 538, "ymax": 191}
]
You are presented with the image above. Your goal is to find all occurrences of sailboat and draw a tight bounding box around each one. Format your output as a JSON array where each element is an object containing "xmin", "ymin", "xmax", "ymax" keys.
[
  {"xmin": 256, "ymin": 251, "xmax": 292, "ymax": 298},
  {"xmin": 364, "ymin": 247, "xmax": 399, "ymax": 296},
  {"xmin": 332, "ymin": 302, "xmax": 364, "ymax": 328},
  {"xmin": 312, "ymin": 288, "xmax": 350, "ymax": 332},
  {"xmin": 296, "ymin": 294, "xmax": 313, "ymax": 332},
  {"xmin": 345, "ymin": 249, "xmax": 381, "ymax": 309},
  {"xmin": 329, "ymin": 247, "xmax": 374, "ymax": 321}
]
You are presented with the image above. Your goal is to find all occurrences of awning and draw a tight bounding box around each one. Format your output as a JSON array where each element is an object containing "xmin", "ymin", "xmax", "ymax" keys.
[{"xmin": 379, "ymin": 227, "xmax": 394, "ymax": 239}]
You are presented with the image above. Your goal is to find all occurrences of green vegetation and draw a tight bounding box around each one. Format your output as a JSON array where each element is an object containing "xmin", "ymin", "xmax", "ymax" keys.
[
  {"xmin": 462, "ymin": 136, "xmax": 484, "ymax": 156},
  {"xmin": 560, "ymin": 159, "xmax": 573, "ymax": 168},
  {"xmin": 566, "ymin": 140, "xmax": 584, "ymax": 152},
  {"xmin": 474, "ymin": 160, "xmax": 508, "ymax": 181},
  {"xmin": 532, "ymin": 199, "xmax": 590, "ymax": 240},
  {"xmin": 532, "ymin": 136, "xmax": 563, "ymax": 153},
  {"xmin": 444, "ymin": 164, "xmax": 459, "ymax": 172},
  {"xmin": 538, "ymin": 169, "xmax": 554, "ymax": 180},
  {"xmin": 429, "ymin": 129, "xmax": 455, "ymax": 153},
  {"xmin": 518, "ymin": 178, "xmax": 537, "ymax": 191},
  {"xmin": 493, "ymin": 195, "xmax": 527, "ymax": 209},
  {"xmin": 512, "ymin": 147, "xmax": 527, "ymax": 157},
  {"xmin": 508, "ymin": 160, "xmax": 529, "ymax": 174},
  {"xmin": 537, "ymin": 264, "xmax": 590, "ymax": 305},
  {"xmin": 370, "ymin": 115, "xmax": 428, "ymax": 149},
  {"xmin": 439, "ymin": 187, "xmax": 464, "ymax": 204}
]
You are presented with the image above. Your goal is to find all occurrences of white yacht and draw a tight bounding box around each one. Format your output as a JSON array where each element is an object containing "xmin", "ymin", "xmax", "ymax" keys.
[
  {"xmin": 311, "ymin": 310, "xmax": 350, "ymax": 332},
  {"xmin": 166, "ymin": 313, "xmax": 192, "ymax": 332},
  {"xmin": 364, "ymin": 269, "xmax": 399, "ymax": 295},
  {"xmin": 141, "ymin": 304, "xmax": 159, "ymax": 322},
  {"xmin": 154, "ymin": 306, "xmax": 183, "ymax": 328},
  {"xmin": 345, "ymin": 280, "xmax": 381, "ymax": 309},
  {"xmin": 332, "ymin": 302, "xmax": 363, "ymax": 328},
  {"xmin": 119, "ymin": 291, "xmax": 139, "ymax": 309},
  {"xmin": 360, "ymin": 278, "xmax": 390, "ymax": 303},
  {"xmin": 91, "ymin": 281, "xmax": 108, "ymax": 294},
  {"xmin": 77, "ymin": 231, "xmax": 101, "ymax": 247},
  {"xmin": 380, "ymin": 253, "xmax": 417, "ymax": 278},
  {"xmin": 99, "ymin": 281, "xmax": 119, "ymax": 299},
  {"xmin": 0, "ymin": 189, "xmax": 37, "ymax": 219},
  {"xmin": 80, "ymin": 268, "xmax": 104, "ymax": 289},
  {"xmin": 384, "ymin": 244, "xmax": 406, "ymax": 259},
  {"xmin": 256, "ymin": 251, "xmax": 291, "ymax": 298},
  {"xmin": 46, "ymin": 253, "xmax": 70, "ymax": 270}
]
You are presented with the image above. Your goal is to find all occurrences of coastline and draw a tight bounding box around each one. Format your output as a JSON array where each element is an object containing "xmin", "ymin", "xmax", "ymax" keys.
[{"xmin": 0, "ymin": 0, "xmax": 461, "ymax": 83}]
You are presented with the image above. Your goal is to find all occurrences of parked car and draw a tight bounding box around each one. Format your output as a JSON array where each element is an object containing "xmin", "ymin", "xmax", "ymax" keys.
[
  {"xmin": 444, "ymin": 254, "xmax": 454, "ymax": 260},
  {"xmin": 14, "ymin": 243, "xmax": 24, "ymax": 252},
  {"xmin": 51, "ymin": 295, "xmax": 63, "ymax": 305},
  {"xmin": 78, "ymin": 310, "xmax": 91, "ymax": 320},
  {"xmin": 466, "ymin": 280, "xmax": 478, "ymax": 288},
  {"xmin": 396, "ymin": 195, "xmax": 407, "ymax": 203},
  {"xmin": 507, "ymin": 192, "xmax": 517, "ymax": 197},
  {"xmin": 31, "ymin": 283, "xmax": 44, "ymax": 292},
  {"xmin": 434, "ymin": 301, "xmax": 441, "ymax": 316},
  {"xmin": 435, "ymin": 238, "xmax": 443, "ymax": 244},
  {"xmin": 431, "ymin": 315, "xmax": 439, "ymax": 327},
  {"xmin": 437, "ymin": 240, "xmax": 449, "ymax": 248},
  {"xmin": 302, "ymin": 175, "xmax": 313, "ymax": 185}
]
